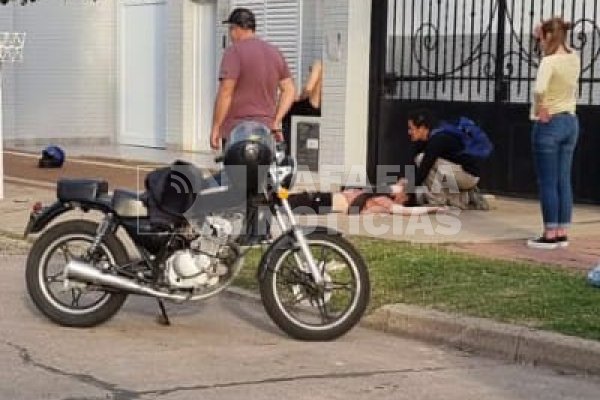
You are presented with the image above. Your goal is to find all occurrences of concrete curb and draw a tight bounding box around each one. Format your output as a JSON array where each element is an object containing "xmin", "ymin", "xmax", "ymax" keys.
[
  {"xmin": 363, "ymin": 303, "xmax": 600, "ymax": 375},
  {"xmin": 225, "ymin": 288, "xmax": 600, "ymax": 375}
]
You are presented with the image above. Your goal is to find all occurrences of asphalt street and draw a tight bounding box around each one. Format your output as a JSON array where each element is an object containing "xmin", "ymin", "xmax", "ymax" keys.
[{"xmin": 1, "ymin": 242, "xmax": 600, "ymax": 400}]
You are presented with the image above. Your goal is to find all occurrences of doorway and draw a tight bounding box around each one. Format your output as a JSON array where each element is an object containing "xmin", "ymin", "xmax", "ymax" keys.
[
  {"xmin": 193, "ymin": 0, "xmax": 218, "ymax": 152},
  {"xmin": 119, "ymin": 0, "xmax": 167, "ymax": 148}
]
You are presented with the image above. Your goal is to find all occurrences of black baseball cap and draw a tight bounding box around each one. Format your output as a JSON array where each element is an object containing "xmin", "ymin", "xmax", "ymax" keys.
[{"xmin": 222, "ymin": 8, "xmax": 256, "ymax": 31}]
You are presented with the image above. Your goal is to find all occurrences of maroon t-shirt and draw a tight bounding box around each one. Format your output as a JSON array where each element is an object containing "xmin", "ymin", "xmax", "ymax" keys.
[{"xmin": 219, "ymin": 37, "xmax": 291, "ymax": 138}]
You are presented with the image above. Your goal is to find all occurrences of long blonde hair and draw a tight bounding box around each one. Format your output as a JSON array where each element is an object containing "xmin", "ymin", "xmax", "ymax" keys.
[{"xmin": 540, "ymin": 17, "xmax": 574, "ymax": 55}]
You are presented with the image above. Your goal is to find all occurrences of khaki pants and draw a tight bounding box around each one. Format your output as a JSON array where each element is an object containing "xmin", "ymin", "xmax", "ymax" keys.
[{"xmin": 415, "ymin": 154, "xmax": 480, "ymax": 208}]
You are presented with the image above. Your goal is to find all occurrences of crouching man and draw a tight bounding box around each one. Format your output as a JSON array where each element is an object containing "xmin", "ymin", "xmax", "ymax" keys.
[{"xmin": 405, "ymin": 109, "xmax": 492, "ymax": 210}]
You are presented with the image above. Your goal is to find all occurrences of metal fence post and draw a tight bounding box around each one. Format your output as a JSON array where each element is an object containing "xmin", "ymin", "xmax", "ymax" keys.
[{"xmin": 494, "ymin": 0, "xmax": 508, "ymax": 102}]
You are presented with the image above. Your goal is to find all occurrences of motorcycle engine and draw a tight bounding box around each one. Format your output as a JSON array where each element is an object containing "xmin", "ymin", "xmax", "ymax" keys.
[{"xmin": 165, "ymin": 214, "xmax": 242, "ymax": 290}]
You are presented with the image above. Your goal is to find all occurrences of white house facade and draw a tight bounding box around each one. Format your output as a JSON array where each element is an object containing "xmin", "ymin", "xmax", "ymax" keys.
[{"xmin": 0, "ymin": 0, "xmax": 373, "ymax": 179}]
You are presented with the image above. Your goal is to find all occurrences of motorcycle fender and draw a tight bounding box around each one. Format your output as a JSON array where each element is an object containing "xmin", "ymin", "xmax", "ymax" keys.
[
  {"xmin": 24, "ymin": 201, "xmax": 73, "ymax": 237},
  {"xmin": 257, "ymin": 226, "xmax": 342, "ymax": 282}
]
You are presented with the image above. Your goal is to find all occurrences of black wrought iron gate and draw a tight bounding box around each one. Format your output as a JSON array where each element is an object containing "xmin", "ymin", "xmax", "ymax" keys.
[{"xmin": 368, "ymin": 0, "xmax": 600, "ymax": 203}]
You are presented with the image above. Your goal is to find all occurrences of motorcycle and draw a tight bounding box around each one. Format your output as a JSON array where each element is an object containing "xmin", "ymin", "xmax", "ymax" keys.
[{"xmin": 24, "ymin": 122, "xmax": 370, "ymax": 341}]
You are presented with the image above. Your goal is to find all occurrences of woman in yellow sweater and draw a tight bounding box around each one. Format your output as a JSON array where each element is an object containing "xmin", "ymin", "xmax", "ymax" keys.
[{"xmin": 528, "ymin": 17, "xmax": 580, "ymax": 250}]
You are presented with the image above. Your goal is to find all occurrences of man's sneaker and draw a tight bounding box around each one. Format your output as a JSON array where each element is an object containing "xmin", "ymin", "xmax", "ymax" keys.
[
  {"xmin": 467, "ymin": 187, "xmax": 490, "ymax": 210},
  {"xmin": 556, "ymin": 236, "xmax": 569, "ymax": 248},
  {"xmin": 527, "ymin": 236, "xmax": 559, "ymax": 250}
]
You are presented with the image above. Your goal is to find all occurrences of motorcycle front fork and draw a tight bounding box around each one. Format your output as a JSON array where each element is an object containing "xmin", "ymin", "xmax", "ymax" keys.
[{"xmin": 273, "ymin": 199, "xmax": 323, "ymax": 285}]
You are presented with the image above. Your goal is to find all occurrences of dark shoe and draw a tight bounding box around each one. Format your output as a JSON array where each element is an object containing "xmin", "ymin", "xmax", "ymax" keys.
[
  {"xmin": 556, "ymin": 235, "xmax": 569, "ymax": 248},
  {"xmin": 467, "ymin": 187, "xmax": 490, "ymax": 210},
  {"xmin": 527, "ymin": 236, "xmax": 559, "ymax": 250}
]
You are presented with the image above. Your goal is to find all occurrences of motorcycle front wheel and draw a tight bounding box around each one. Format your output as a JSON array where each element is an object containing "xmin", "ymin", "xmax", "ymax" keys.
[
  {"xmin": 25, "ymin": 220, "xmax": 129, "ymax": 327},
  {"xmin": 259, "ymin": 232, "xmax": 370, "ymax": 341}
]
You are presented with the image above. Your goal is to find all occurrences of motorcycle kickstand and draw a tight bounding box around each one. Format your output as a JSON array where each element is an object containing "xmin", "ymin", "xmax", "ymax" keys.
[{"xmin": 156, "ymin": 299, "xmax": 171, "ymax": 326}]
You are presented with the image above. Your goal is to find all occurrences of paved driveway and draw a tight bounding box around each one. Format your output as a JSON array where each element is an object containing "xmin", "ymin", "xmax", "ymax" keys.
[{"xmin": 1, "ymin": 254, "xmax": 599, "ymax": 400}]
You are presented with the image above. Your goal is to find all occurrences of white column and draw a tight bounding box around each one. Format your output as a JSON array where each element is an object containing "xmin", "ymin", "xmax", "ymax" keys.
[
  {"xmin": 343, "ymin": 0, "xmax": 371, "ymax": 179},
  {"xmin": 321, "ymin": 0, "xmax": 372, "ymax": 182}
]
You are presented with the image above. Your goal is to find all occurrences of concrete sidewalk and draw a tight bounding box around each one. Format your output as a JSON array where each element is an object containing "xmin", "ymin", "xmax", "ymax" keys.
[
  {"xmin": 2, "ymin": 145, "xmax": 600, "ymax": 269},
  {"xmin": 1, "ymin": 174, "xmax": 599, "ymax": 270},
  {"xmin": 3, "ymin": 177, "xmax": 599, "ymax": 242}
]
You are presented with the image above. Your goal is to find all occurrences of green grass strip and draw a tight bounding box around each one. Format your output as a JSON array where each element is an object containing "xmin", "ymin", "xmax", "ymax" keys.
[{"xmin": 235, "ymin": 237, "xmax": 600, "ymax": 341}]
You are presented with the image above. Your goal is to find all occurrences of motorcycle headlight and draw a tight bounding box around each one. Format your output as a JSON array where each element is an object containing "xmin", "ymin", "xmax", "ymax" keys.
[{"xmin": 243, "ymin": 143, "xmax": 260, "ymax": 162}]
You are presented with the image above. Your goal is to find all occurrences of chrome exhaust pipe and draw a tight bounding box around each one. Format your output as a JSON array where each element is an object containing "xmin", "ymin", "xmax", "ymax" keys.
[
  {"xmin": 64, "ymin": 260, "xmax": 189, "ymax": 301},
  {"xmin": 64, "ymin": 258, "xmax": 245, "ymax": 302}
]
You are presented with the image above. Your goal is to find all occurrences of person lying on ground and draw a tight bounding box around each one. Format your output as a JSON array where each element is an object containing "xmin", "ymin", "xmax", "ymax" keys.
[{"xmin": 287, "ymin": 181, "xmax": 446, "ymax": 216}]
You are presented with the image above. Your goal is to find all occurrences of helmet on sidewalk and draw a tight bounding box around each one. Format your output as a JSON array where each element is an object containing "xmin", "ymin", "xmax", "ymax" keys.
[{"xmin": 38, "ymin": 145, "xmax": 65, "ymax": 168}]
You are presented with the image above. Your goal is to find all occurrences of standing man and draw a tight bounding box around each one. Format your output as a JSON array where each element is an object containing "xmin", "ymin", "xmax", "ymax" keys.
[{"xmin": 210, "ymin": 8, "xmax": 296, "ymax": 150}]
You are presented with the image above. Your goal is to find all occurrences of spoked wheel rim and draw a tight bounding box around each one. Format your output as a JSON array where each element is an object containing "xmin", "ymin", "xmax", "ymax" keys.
[
  {"xmin": 271, "ymin": 239, "xmax": 361, "ymax": 331},
  {"xmin": 38, "ymin": 234, "xmax": 116, "ymax": 315}
]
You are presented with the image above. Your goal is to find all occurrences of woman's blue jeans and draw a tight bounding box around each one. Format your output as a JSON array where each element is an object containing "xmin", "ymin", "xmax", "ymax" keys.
[{"xmin": 531, "ymin": 113, "xmax": 579, "ymax": 230}]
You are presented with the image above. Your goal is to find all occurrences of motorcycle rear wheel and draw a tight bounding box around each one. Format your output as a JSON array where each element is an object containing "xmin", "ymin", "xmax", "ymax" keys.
[
  {"xmin": 259, "ymin": 232, "xmax": 370, "ymax": 341},
  {"xmin": 26, "ymin": 220, "xmax": 129, "ymax": 327}
]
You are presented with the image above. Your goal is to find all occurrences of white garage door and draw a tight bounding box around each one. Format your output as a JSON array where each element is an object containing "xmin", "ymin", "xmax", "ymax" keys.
[
  {"xmin": 230, "ymin": 0, "xmax": 302, "ymax": 83},
  {"xmin": 120, "ymin": 0, "xmax": 167, "ymax": 148}
]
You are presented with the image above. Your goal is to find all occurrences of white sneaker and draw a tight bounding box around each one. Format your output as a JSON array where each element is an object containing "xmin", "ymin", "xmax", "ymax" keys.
[
  {"xmin": 527, "ymin": 236, "xmax": 559, "ymax": 250},
  {"xmin": 556, "ymin": 236, "xmax": 569, "ymax": 248}
]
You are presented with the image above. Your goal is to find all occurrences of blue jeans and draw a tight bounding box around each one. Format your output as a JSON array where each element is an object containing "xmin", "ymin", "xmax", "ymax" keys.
[{"xmin": 531, "ymin": 113, "xmax": 579, "ymax": 229}]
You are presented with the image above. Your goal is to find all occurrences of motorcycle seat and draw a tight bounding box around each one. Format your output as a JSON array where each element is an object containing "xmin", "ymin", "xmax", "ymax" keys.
[
  {"xmin": 112, "ymin": 189, "xmax": 148, "ymax": 218},
  {"xmin": 57, "ymin": 179, "xmax": 109, "ymax": 203}
]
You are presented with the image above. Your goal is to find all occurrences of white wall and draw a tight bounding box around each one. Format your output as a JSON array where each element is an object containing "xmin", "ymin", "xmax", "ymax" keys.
[
  {"xmin": 0, "ymin": 5, "xmax": 16, "ymax": 141},
  {"xmin": 0, "ymin": 0, "xmax": 373, "ymax": 175},
  {"xmin": 0, "ymin": 8, "xmax": 14, "ymax": 31},
  {"xmin": 319, "ymin": 0, "xmax": 371, "ymax": 180},
  {"xmin": 343, "ymin": 0, "xmax": 370, "ymax": 177},
  {"xmin": 7, "ymin": 0, "xmax": 116, "ymax": 144},
  {"xmin": 165, "ymin": 0, "xmax": 184, "ymax": 149},
  {"xmin": 320, "ymin": 1, "xmax": 349, "ymax": 169},
  {"xmin": 301, "ymin": 0, "xmax": 323, "ymax": 85}
]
